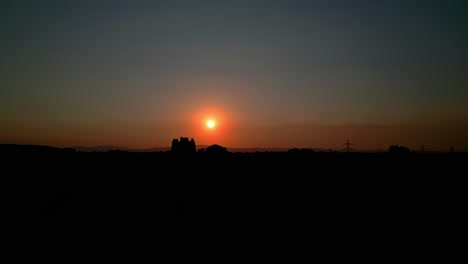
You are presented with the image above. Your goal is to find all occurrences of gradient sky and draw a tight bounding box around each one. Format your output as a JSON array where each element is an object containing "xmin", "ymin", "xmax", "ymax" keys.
[{"xmin": 1, "ymin": 0, "xmax": 467, "ymax": 151}]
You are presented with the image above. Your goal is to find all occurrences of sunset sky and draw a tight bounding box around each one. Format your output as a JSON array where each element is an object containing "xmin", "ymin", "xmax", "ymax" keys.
[{"xmin": 1, "ymin": 0, "xmax": 467, "ymax": 151}]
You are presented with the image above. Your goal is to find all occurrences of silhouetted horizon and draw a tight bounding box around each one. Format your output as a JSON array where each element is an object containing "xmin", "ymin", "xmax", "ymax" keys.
[
  {"xmin": 1, "ymin": 142, "xmax": 467, "ymax": 154},
  {"xmin": 2, "ymin": 142, "xmax": 467, "ymax": 261}
]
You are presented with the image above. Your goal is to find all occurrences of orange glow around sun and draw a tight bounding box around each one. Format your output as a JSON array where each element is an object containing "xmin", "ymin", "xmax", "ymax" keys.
[{"xmin": 189, "ymin": 107, "xmax": 232, "ymax": 146}]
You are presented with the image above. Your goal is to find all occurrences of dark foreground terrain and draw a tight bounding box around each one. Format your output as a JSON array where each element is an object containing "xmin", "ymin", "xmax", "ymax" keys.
[{"xmin": 1, "ymin": 144, "xmax": 467, "ymax": 261}]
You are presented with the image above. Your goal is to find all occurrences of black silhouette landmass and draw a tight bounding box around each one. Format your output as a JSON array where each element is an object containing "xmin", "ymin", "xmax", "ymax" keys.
[{"xmin": 1, "ymin": 142, "xmax": 467, "ymax": 261}]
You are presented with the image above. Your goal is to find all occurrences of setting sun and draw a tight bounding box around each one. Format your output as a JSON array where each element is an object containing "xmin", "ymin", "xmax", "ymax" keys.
[
  {"xmin": 206, "ymin": 120, "xmax": 216, "ymax": 129},
  {"xmin": 191, "ymin": 108, "xmax": 230, "ymax": 145}
]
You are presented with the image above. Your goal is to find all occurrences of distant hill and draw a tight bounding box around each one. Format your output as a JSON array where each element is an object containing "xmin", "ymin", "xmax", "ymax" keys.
[
  {"xmin": 3, "ymin": 144, "xmax": 453, "ymax": 153},
  {"xmin": 70, "ymin": 145, "xmax": 295, "ymax": 153},
  {"xmin": 70, "ymin": 145, "xmax": 294, "ymax": 153},
  {"xmin": 0, "ymin": 144, "xmax": 62, "ymax": 153},
  {"xmin": 69, "ymin": 145, "xmax": 170, "ymax": 152},
  {"xmin": 1, "ymin": 144, "xmax": 331, "ymax": 153},
  {"xmin": 226, "ymin": 147, "xmax": 329, "ymax": 153}
]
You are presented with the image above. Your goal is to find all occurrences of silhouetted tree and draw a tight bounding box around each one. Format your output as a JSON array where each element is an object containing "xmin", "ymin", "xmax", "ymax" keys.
[
  {"xmin": 61, "ymin": 147, "xmax": 76, "ymax": 153},
  {"xmin": 189, "ymin": 138, "xmax": 196, "ymax": 152},
  {"xmin": 288, "ymin": 148, "xmax": 315, "ymax": 154},
  {"xmin": 171, "ymin": 138, "xmax": 179, "ymax": 151},
  {"xmin": 197, "ymin": 148, "xmax": 205, "ymax": 154},
  {"xmin": 205, "ymin": 144, "xmax": 228, "ymax": 154},
  {"xmin": 288, "ymin": 148, "xmax": 301, "ymax": 153},
  {"xmin": 388, "ymin": 145, "xmax": 411, "ymax": 154},
  {"xmin": 171, "ymin": 137, "xmax": 196, "ymax": 154}
]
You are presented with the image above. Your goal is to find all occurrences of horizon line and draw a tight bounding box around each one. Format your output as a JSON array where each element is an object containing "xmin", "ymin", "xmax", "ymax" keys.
[{"xmin": 1, "ymin": 143, "xmax": 466, "ymax": 153}]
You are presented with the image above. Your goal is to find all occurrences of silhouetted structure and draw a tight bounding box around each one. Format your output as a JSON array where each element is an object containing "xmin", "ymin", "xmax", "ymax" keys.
[
  {"xmin": 388, "ymin": 145, "xmax": 411, "ymax": 154},
  {"xmin": 171, "ymin": 137, "xmax": 196, "ymax": 154},
  {"xmin": 343, "ymin": 139, "xmax": 353, "ymax": 153}
]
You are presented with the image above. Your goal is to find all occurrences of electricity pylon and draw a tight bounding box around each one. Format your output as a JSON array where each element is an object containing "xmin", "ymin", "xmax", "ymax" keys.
[{"xmin": 343, "ymin": 139, "xmax": 353, "ymax": 153}]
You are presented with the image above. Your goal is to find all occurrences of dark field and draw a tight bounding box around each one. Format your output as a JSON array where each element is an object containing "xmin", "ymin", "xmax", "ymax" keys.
[{"xmin": 2, "ymin": 144, "xmax": 467, "ymax": 261}]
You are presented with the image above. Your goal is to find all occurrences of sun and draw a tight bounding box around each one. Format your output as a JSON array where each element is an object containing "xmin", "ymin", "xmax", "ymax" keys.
[{"xmin": 206, "ymin": 120, "xmax": 216, "ymax": 129}]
